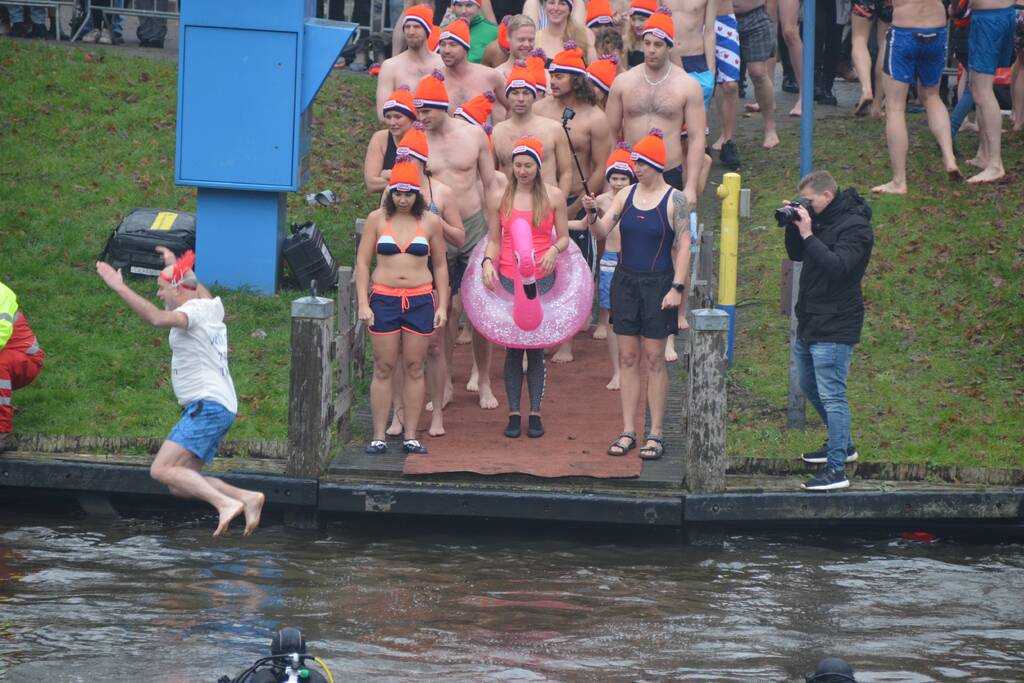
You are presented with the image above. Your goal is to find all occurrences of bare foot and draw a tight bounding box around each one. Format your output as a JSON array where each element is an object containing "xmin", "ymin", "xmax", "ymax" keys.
[
  {"xmin": 213, "ymin": 500, "xmax": 244, "ymax": 537},
  {"xmin": 711, "ymin": 136, "xmax": 725, "ymax": 151},
  {"xmin": 871, "ymin": 180, "xmax": 907, "ymax": 194},
  {"xmin": 869, "ymin": 107, "xmax": 884, "ymax": 118},
  {"xmin": 966, "ymin": 156, "xmax": 986, "ymax": 169},
  {"xmin": 854, "ymin": 95, "xmax": 873, "ymax": 117},
  {"xmin": 551, "ymin": 346, "xmax": 574, "ymax": 363},
  {"xmin": 744, "ymin": 102, "xmax": 761, "ymax": 113},
  {"xmin": 478, "ymin": 384, "xmax": 499, "ymax": 409},
  {"xmin": 466, "ymin": 365, "xmax": 479, "ymax": 392},
  {"xmin": 429, "ymin": 414, "xmax": 446, "ymax": 437},
  {"xmin": 242, "ymin": 492, "xmax": 265, "ymax": 537},
  {"xmin": 665, "ymin": 336, "xmax": 678, "ymax": 363},
  {"xmin": 763, "ymin": 131, "xmax": 780, "ymax": 149},
  {"xmin": 456, "ymin": 326, "xmax": 473, "ymax": 345},
  {"xmin": 592, "ymin": 325, "xmax": 608, "ymax": 340},
  {"xmin": 947, "ymin": 168, "xmax": 963, "ymax": 182},
  {"xmin": 959, "ymin": 119, "xmax": 979, "ymax": 133},
  {"xmin": 386, "ymin": 408, "xmax": 403, "ymax": 437},
  {"xmin": 967, "ymin": 167, "xmax": 1006, "ymax": 184},
  {"xmin": 605, "ymin": 374, "xmax": 620, "ymax": 391},
  {"xmin": 789, "ymin": 103, "xmax": 801, "ymax": 117},
  {"xmin": 425, "ymin": 384, "xmax": 453, "ymax": 412}
]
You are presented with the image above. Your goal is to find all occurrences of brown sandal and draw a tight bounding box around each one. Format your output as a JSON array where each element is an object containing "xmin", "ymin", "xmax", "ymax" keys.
[
  {"xmin": 639, "ymin": 434, "xmax": 665, "ymax": 460},
  {"xmin": 607, "ymin": 431, "xmax": 637, "ymax": 457}
]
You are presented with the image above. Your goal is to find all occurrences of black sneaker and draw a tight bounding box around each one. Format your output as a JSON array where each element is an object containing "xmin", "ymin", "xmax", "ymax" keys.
[
  {"xmin": 720, "ymin": 140, "xmax": 740, "ymax": 170},
  {"xmin": 504, "ymin": 414, "xmax": 522, "ymax": 438},
  {"xmin": 782, "ymin": 76, "xmax": 799, "ymax": 94},
  {"xmin": 802, "ymin": 464, "xmax": 850, "ymax": 491},
  {"xmin": 801, "ymin": 443, "xmax": 858, "ymax": 465},
  {"xmin": 527, "ymin": 415, "xmax": 544, "ymax": 438},
  {"xmin": 9, "ymin": 21, "xmax": 33, "ymax": 38},
  {"xmin": 402, "ymin": 438, "xmax": 428, "ymax": 455},
  {"xmin": 110, "ymin": 32, "xmax": 124, "ymax": 45}
]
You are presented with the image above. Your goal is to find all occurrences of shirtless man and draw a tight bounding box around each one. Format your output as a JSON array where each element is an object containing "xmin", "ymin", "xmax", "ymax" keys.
[
  {"xmin": 964, "ymin": 0, "xmax": 1017, "ymax": 183},
  {"xmin": 376, "ymin": 5, "xmax": 445, "ymax": 120},
  {"xmin": 535, "ymin": 46, "xmax": 614, "ymax": 362},
  {"xmin": 732, "ymin": 0, "xmax": 779, "ymax": 148},
  {"xmin": 495, "ymin": 14, "xmax": 539, "ymax": 81},
  {"xmin": 439, "ymin": 18, "xmax": 510, "ymax": 122},
  {"xmin": 663, "ymin": 0, "xmax": 717, "ymax": 111},
  {"xmin": 492, "ymin": 63, "xmax": 573, "ymax": 203},
  {"xmin": 605, "ymin": 8, "xmax": 705, "ymax": 209},
  {"xmin": 871, "ymin": 0, "xmax": 960, "ymax": 193},
  {"xmin": 414, "ymin": 71, "xmax": 502, "ymax": 409}
]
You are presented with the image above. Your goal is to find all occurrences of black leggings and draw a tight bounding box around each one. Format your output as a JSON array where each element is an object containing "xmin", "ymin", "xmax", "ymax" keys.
[{"xmin": 504, "ymin": 348, "xmax": 546, "ymax": 414}]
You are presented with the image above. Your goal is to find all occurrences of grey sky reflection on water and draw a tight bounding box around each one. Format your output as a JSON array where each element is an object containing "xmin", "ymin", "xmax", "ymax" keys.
[{"xmin": 0, "ymin": 512, "xmax": 1022, "ymax": 682}]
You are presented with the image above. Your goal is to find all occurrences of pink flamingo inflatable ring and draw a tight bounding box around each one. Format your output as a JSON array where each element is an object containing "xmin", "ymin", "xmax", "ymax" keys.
[{"xmin": 462, "ymin": 217, "xmax": 594, "ymax": 349}]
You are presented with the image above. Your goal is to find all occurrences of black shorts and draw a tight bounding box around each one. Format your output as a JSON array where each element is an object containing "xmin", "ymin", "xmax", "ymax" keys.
[
  {"xmin": 610, "ymin": 266, "xmax": 679, "ymax": 339},
  {"xmin": 662, "ymin": 166, "xmax": 684, "ymax": 190},
  {"xmin": 567, "ymin": 194, "xmax": 598, "ymax": 271}
]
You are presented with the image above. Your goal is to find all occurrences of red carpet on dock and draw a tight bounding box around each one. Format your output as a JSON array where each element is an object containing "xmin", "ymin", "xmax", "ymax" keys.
[{"xmin": 402, "ymin": 330, "xmax": 643, "ymax": 479}]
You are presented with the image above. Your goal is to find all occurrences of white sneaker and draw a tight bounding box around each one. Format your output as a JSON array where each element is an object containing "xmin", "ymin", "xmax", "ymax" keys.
[
  {"xmin": 98, "ymin": 28, "xmax": 112, "ymax": 44},
  {"xmin": 81, "ymin": 28, "xmax": 100, "ymax": 43}
]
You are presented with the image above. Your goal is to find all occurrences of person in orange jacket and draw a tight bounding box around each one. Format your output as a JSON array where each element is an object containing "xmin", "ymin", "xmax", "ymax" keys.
[{"xmin": 0, "ymin": 280, "xmax": 45, "ymax": 452}]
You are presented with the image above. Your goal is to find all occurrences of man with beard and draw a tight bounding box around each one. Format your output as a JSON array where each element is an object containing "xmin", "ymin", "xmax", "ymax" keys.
[
  {"xmin": 376, "ymin": 5, "xmax": 446, "ymax": 119},
  {"xmin": 439, "ymin": 18, "xmax": 510, "ymax": 122}
]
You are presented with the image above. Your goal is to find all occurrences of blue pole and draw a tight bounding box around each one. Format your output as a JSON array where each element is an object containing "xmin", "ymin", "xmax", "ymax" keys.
[{"xmin": 799, "ymin": 0, "xmax": 816, "ymax": 176}]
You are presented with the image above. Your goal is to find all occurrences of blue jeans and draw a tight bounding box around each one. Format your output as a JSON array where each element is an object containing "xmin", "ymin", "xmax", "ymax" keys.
[
  {"xmin": 80, "ymin": 0, "xmax": 124, "ymax": 35},
  {"xmin": 8, "ymin": 5, "xmax": 48, "ymax": 23},
  {"xmin": 950, "ymin": 74, "xmax": 975, "ymax": 138},
  {"xmin": 794, "ymin": 339, "xmax": 855, "ymax": 470}
]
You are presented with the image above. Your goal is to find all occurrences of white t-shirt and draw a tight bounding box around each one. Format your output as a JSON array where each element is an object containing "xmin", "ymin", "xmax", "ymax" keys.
[{"xmin": 168, "ymin": 297, "xmax": 238, "ymax": 414}]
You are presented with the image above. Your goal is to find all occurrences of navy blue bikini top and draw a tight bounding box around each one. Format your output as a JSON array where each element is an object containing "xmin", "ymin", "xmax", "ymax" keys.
[{"xmin": 377, "ymin": 219, "xmax": 430, "ymax": 257}]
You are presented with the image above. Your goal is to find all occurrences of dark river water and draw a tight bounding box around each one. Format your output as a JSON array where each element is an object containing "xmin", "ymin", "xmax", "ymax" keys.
[{"xmin": 1, "ymin": 509, "xmax": 1022, "ymax": 682}]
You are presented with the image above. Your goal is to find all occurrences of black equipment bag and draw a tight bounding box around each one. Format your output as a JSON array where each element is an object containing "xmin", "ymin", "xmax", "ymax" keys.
[
  {"xmin": 100, "ymin": 208, "xmax": 196, "ymax": 278},
  {"xmin": 283, "ymin": 222, "xmax": 338, "ymax": 292}
]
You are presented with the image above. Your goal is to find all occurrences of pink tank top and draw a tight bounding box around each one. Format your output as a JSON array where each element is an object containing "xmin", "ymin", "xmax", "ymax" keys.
[{"xmin": 498, "ymin": 207, "xmax": 555, "ymax": 279}]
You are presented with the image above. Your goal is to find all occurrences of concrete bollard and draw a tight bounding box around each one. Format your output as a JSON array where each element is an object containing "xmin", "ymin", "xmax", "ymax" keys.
[
  {"xmin": 685, "ymin": 309, "xmax": 729, "ymax": 493},
  {"xmin": 287, "ymin": 293, "xmax": 334, "ymax": 478}
]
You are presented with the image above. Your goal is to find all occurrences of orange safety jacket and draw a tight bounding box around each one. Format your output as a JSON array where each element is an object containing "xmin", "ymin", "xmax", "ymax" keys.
[{"xmin": 0, "ymin": 281, "xmax": 44, "ymax": 361}]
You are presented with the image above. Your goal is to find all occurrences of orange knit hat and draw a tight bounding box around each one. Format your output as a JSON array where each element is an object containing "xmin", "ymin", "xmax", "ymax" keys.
[
  {"xmin": 382, "ymin": 85, "xmax": 417, "ymax": 120},
  {"xmin": 549, "ymin": 41, "xmax": 587, "ymax": 76},
  {"xmin": 428, "ymin": 23, "xmax": 441, "ymax": 52},
  {"xmin": 397, "ymin": 122, "xmax": 429, "ymax": 163},
  {"xmin": 439, "ymin": 18, "xmax": 471, "ymax": 52},
  {"xmin": 498, "ymin": 15, "xmax": 511, "ymax": 51},
  {"xmin": 605, "ymin": 142, "xmax": 636, "ymax": 181},
  {"xmin": 414, "ymin": 69, "xmax": 450, "ymax": 110},
  {"xmin": 586, "ymin": 0, "xmax": 614, "ymax": 28},
  {"xmin": 511, "ymin": 136, "xmax": 544, "ymax": 167},
  {"xmin": 643, "ymin": 7, "xmax": 674, "ymax": 47},
  {"xmin": 388, "ymin": 155, "xmax": 422, "ymax": 193},
  {"xmin": 527, "ymin": 49, "xmax": 548, "ymax": 92},
  {"xmin": 587, "ymin": 53, "xmax": 619, "ymax": 94},
  {"xmin": 402, "ymin": 4, "xmax": 434, "ymax": 36},
  {"xmin": 630, "ymin": 0, "xmax": 657, "ymax": 16},
  {"xmin": 455, "ymin": 90, "xmax": 496, "ymax": 127},
  {"xmin": 505, "ymin": 59, "xmax": 538, "ymax": 97},
  {"xmin": 631, "ymin": 128, "xmax": 666, "ymax": 171}
]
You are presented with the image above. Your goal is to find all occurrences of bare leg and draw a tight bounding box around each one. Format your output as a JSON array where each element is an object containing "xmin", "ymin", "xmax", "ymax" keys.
[
  {"xmin": 593, "ymin": 308, "xmax": 609, "ymax": 339},
  {"xmin": 716, "ymin": 80, "xmax": 739, "ymax": 147},
  {"xmin": 643, "ymin": 336, "xmax": 669, "ymax": 443},
  {"xmin": 920, "ymin": 83, "xmax": 960, "ymax": 177},
  {"xmin": 968, "ymin": 71, "xmax": 1006, "ymax": 184},
  {"xmin": 400, "ymin": 331, "xmax": 431, "ymax": 441},
  {"xmin": 780, "ymin": 0, "xmax": 803, "ymax": 116},
  {"xmin": 749, "ymin": 61, "xmax": 779, "ymax": 148},
  {"xmin": 604, "ymin": 311, "xmax": 620, "ymax": 390},
  {"xmin": 369, "ymin": 332, "xmax": 401, "ymax": 440},
  {"xmin": 425, "ymin": 329, "xmax": 449, "ymax": 436},
  {"xmin": 552, "ymin": 338, "xmax": 575, "ymax": 363},
  {"xmin": 873, "ymin": 77, "xmax": 910, "ymax": 194},
  {"xmin": 472, "ymin": 328, "xmax": 498, "ymax": 409},
  {"xmin": 150, "ymin": 442, "xmax": 243, "ymax": 537},
  {"xmin": 386, "ymin": 361, "xmax": 405, "ymax": 436},
  {"xmin": 203, "ymin": 476, "xmax": 265, "ymax": 536},
  {"xmin": 617, "ymin": 334, "xmax": 641, "ymax": 435},
  {"xmin": 1013, "ymin": 55, "xmax": 1024, "ymax": 131}
]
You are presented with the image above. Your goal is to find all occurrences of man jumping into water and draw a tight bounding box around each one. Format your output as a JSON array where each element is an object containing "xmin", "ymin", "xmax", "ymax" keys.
[{"xmin": 96, "ymin": 249, "xmax": 264, "ymax": 537}]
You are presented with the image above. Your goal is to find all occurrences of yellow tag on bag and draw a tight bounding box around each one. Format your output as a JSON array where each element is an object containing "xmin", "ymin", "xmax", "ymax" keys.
[{"xmin": 149, "ymin": 211, "xmax": 178, "ymax": 231}]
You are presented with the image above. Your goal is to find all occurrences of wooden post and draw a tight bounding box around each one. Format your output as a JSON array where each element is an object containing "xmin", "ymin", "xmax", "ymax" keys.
[
  {"xmin": 785, "ymin": 261, "xmax": 807, "ymax": 429},
  {"xmin": 335, "ymin": 266, "xmax": 354, "ymax": 442},
  {"xmin": 287, "ymin": 294, "xmax": 334, "ymax": 478},
  {"xmin": 685, "ymin": 309, "xmax": 729, "ymax": 493}
]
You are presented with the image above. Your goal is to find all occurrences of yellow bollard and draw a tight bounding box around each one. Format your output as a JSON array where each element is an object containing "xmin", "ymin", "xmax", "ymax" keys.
[{"xmin": 715, "ymin": 172, "xmax": 741, "ymax": 362}]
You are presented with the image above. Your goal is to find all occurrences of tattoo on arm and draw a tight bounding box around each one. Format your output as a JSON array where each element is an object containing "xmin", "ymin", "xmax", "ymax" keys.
[{"xmin": 671, "ymin": 190, "xmax": 687, "ymax": 234}]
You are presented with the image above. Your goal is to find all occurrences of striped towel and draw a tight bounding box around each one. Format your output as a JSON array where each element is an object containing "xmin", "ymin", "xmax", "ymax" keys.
[{"xmin": 715, "ymin": 14, "xmax": 741, "ymax": 84}]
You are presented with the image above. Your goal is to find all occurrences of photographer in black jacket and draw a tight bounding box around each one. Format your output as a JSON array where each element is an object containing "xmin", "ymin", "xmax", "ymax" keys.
[{"xmin": 782, "ymin": 170, "xmax": 873, "ymax": 492}]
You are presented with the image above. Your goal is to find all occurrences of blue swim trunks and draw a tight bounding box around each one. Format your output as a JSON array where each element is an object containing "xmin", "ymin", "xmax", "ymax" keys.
[
  {"xmin": 883, "ymin": 26, "xmax": 947, "ymax": 87},
  {"xmin": 968, "ymin": 7, "xmax": 1017, "ymax": 75},
  {"xmin": 167, "ymin": 400, "xmax": 236, "ymax": 465},
  {"xmin": 369, "ymin": 284, "xmax": 436, "ymax": 336},
  {"xmin": 599, "ymin": 251, "xmax": 618, "ymax": 310},
  {"xmin": 681, "ymin": 54, "xmax": 715, "ymax": 109}
]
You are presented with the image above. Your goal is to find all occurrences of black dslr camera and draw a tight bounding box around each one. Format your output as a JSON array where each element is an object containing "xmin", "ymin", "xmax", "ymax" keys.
[{"xmin": 775, "ymin": 197, "xmax": 814, "ymax": 227}]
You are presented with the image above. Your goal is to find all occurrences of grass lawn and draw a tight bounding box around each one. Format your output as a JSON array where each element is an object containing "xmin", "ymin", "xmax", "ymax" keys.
[{"xmin": 1, "ymin": 39, "xmax": 1021, "ymax": 468}]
